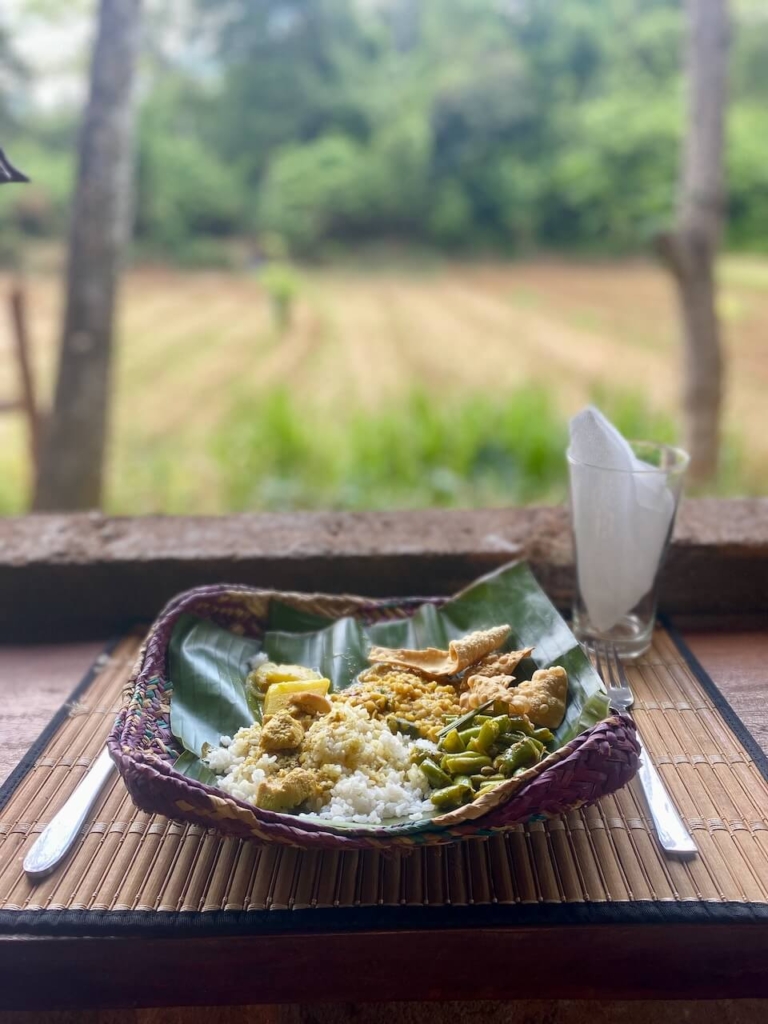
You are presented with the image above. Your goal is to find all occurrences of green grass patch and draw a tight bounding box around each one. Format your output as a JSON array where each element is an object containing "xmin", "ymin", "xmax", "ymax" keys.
[
  {"xmin": 212, "ymin": 386, "xmax": 570, "ymax": 511},
  {"xmin": 0, "ymin": 385, "xmax": 757, "ymax": 517},
  {"xmin": 0, "ymin": 427, "xmax": 31, "ymax": 515},
  {"xmin": 209, "ymin": 386, "xmax": 724, "ymax": 513},
  {"xmin": 2, "ymin": 385, "xmax": 758, "ymax": 518}
]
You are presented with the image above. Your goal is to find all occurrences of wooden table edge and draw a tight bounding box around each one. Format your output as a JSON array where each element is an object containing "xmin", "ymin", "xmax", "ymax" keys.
[{"xmin": 1, "ymin": 923, "xmax": 768, "ymax": 1008}]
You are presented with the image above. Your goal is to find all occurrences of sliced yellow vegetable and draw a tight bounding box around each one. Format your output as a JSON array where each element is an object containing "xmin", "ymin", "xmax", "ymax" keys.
[
  {"xmin": 249, "ymin": 662, "xmax": 323, "ymax": 692},
  {"xmin": 263, "ymin": 678, "xmax": 330, "ymax": 717}
]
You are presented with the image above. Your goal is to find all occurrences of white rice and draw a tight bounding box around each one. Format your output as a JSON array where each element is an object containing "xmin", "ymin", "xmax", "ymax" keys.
[
  {"xmin": 205, "ymin": 704, "xmax": 437, "ymax": 824},
  {"xmin": 309, "ymin": 763, "xmax": 432, "ymax": 824},
  {"xmin": 205, "ymin": 724, "xmax": 279, "ymax": 804}
]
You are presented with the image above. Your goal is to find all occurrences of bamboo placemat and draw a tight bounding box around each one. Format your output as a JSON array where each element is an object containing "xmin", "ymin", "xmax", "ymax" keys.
[{"xmin": 2, "ymin": 624, "xmax": 768, "ymax": 935}]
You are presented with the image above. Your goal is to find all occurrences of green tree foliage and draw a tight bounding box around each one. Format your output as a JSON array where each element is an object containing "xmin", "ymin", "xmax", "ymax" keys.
[
  {"xmin": 0, "ymin": 24, "xmax": 27, "ymax": 136},
  {"xmin": 258, "ymin": 114, "xmax": 431, "ymax": 253},
  {"xmin": 138, "ymin": 129, "xmax": 247, "ymax": 248},
  {"xmin": 6, "ymin": 0, "xmax": 768, "ymax": 259},
  {"xmin": 727, "ymin": 106, "xmax": 768, "ymax": 247},
  {"xmin": 205, "ymin": 0, "xmax": 698, "ymax": 256},
  {"xmin": 258, "ymin": 135, "xmax": 369, "ymax": 253},
  {"xmin": 201, "ymin": 0, "xmax": 382, "ymax": 180},
  {"xmin": 727, "ymin": 3, "xmax": 768, "ymax": 244}
]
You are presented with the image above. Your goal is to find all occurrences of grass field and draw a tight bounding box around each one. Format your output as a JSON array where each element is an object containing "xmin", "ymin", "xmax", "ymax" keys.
[{"xmin": 1, "ymin": 255, "xmax": 767, "ymax": 514}]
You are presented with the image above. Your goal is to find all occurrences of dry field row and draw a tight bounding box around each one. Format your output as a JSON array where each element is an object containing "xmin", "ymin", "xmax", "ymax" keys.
[{"xmin": 1, "ymin": 257, "xmax": 767, "ymax": 511}]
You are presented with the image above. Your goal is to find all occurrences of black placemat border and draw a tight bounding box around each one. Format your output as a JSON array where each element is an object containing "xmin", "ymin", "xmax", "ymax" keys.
[
  {"xmin": 661, "ymin": 614, "xmax": 768, "ymax": 780},
  {"xmin": 2, "ymin": 899, "xmax": 768, "ymax": 937},
  {"xmin": 2, "ymin": 622, "xmax": 767, "ymax": 937}
]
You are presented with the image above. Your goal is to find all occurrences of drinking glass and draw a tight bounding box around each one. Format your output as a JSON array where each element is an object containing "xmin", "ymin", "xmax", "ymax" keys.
[{"xmin": 567, "ymin": 440, "xmax": 689, "ymax": 660}]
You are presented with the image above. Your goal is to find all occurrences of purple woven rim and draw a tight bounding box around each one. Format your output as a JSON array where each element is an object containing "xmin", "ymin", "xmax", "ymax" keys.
[{"xmin": 108, "ymin": 584, "xmax": 641, "ymax": 851}]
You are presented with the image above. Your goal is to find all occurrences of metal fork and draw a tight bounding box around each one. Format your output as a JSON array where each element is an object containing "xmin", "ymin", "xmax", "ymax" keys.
[{"xmin": 589, "ymin": 641, "xmax": 697, "ymax": 856}]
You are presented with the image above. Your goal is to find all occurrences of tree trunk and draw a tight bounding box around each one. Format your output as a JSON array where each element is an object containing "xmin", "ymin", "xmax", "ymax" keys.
[
  {"xmin": 33, "ymin": 0, "xmax": 142, "ymax": 511},
  {"xmin": 660, "ymin": 0, "xmax": 729, "ymax": 484}
]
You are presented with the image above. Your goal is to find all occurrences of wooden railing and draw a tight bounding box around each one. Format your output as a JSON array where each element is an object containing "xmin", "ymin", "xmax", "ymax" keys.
[
  {"xmin": 1, "ymin": 499, "xmax": 766, "ymax": 639},
  {"xmin": 1, "ymin": 283, "xmax": 41, "ymax": 495}
]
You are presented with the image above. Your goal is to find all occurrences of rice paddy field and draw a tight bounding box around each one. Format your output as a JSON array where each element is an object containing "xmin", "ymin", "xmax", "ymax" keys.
[{"xmin": 1, "ymin": 255, "xmax": 767, "ymax": 515}]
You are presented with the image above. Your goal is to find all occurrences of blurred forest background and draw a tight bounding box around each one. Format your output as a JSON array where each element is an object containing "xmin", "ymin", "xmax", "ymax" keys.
[{"xmin": 0, "ymin": 0, "xmax": 767, "ymax": 514}]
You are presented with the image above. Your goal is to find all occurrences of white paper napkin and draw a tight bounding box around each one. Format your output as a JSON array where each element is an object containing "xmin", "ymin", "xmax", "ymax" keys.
[{"xmin": 568, "ymin": 407, "xmax": 675, "ymax": 632}]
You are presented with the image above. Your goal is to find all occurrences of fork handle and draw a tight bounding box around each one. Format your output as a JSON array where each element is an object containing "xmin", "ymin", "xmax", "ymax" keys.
[
  {"xmin": 634, "ymin": 731, "xmax": 697, "ymax": 854},
  {"xmin": 23, "ymin": 748, "xmax": 115, "ymax": 881}
]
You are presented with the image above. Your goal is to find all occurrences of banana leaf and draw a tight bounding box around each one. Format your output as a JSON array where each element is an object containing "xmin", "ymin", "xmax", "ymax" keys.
[
  {"xmin": 169, "ymin": 615, "xmax": 262, "ymax": 759},
  {"xmin": 169, "ymin": 562, "xmax": 609, "ymax": 819}
]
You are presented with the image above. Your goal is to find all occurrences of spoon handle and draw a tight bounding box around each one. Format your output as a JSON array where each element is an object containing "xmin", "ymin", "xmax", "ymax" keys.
[{"xmin": 23, "ymin": 748, "xmax": 115, "ymax": 881}]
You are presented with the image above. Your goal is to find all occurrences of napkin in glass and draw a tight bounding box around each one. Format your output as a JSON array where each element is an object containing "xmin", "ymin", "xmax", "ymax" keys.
[{"xmin": 568, "ymin": 406, "xmax": 675, "ymax": 633}]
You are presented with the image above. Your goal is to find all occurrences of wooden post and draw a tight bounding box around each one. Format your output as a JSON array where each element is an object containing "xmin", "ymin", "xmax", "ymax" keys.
[
  {"xmin": 659, "ymin": 0, "xmax": 729, "ymax": 484},
  {"xmin": 9, "ymin": 283, "xmax": 41, "ymax": 484}
]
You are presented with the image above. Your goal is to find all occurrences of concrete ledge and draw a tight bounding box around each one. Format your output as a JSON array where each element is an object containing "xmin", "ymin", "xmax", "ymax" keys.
[{"xmin": 1, "ymin": 499, "xmax": 767, "ymax": 639}]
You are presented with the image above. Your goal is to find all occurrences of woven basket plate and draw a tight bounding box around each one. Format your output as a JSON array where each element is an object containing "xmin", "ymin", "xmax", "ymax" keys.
[{"xmin": 108, "ymin": 565, "xmax": 640, "ymax": 849}]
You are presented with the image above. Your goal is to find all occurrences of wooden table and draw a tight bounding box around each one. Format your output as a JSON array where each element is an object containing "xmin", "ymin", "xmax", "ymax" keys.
[
  {"xmin": 2, "ymin": 627, "xmax": 768, "ymax": 1021},
  {"xmin": 1, "ymin": 503, "xmax": 767, "ymax": 1018}
]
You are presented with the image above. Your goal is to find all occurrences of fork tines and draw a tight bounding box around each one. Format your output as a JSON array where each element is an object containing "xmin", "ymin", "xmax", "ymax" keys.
[{"xmin": 586, "ymin": 641, "xmax": 633, "ymax": 708}]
